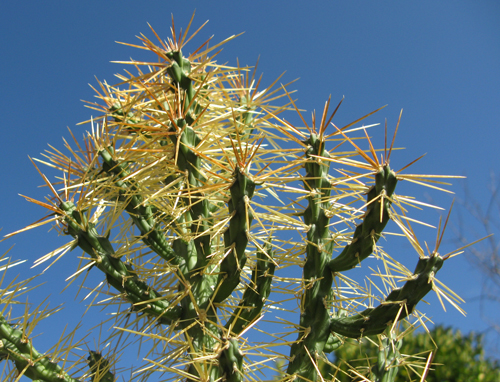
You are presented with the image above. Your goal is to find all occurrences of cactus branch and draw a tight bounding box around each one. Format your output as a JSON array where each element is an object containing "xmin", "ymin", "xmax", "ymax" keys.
[
  {"xmin": 0, "ymin": 313, "xmax": 80, "ymax": 382},
  {"xmin": 99, "ymin": 148, "xmax": 183, "ymax": 267},
  {"xmin": 329, "ymin": 165, "xmax": 398, "ymax": 273},
  {"xmin": 87, "ymin": 351, "xmax": 114, "ymax": 382},
  {"xmin": 286, "ymin": 120, "xmax": 337, "ymax": 379},
  {"xmin": 225, "ymin": 242, "xmax": 275, "ymax": 336},
  {"xmin": 369, "ymin": 331, "xmax": 403, "ymax": 382},
  {"xmin": 329, "ymin": 255, "xmax": 443, "ymax": 338},
  {"xmin": 60, "ymin": 200, "xmax": 183, "ymax": 323}
]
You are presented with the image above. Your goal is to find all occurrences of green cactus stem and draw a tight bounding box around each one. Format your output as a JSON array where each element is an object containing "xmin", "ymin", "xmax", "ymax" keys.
[
  {"xmin": 214, "ymin": 167, "xmax": 256, "ymax": 303},
  {"xmin": 329, "ymin": 165, "xmax": 398, "ymax": 273},
  {"xmin": 287, "ymin": 136, "xmax": 401, "ymax": 380},
  {"xmin": 286, "ymin": 132, "xmax": 336, "ymax": 379},
  {"xmin": 329, "ymin": 255, "xmax": 443, "ymax": 338},
  {"xmin": 99, "ymin": 148, "xmax": 183, "ymax": 267},
  {"xmin": 369, "ymin": 331, "xmax": 403, "ymax": 382},
  {"xmin": 225, "ymin": 243, "xmax": 275, "ymax": 336},
  {"xmin": 219, "ymin": 338, "xmax": 244, "ymax": 382},
  {"xmin": 165, "ymin": 50, "xmax": 200, "ymax": 122},
  {"xmin": 60, "ymin": 201, "xmax": 182, "ymax": 323},
  {"xmin": 166, "ymin": 119, "xmax": 213, "ymax": 270},
  {"xmin": 87, "ymin": 351, "xmax": 114, "ymax": 382},
  {"xmin": 0, "ymin": 313, "xmax": 80, "ymax": 382}
]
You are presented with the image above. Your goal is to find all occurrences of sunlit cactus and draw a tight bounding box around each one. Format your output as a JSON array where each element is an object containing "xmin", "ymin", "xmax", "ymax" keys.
[{"xmin": 2, "ymin": 14, "xmax": 469, "ymax": 382}]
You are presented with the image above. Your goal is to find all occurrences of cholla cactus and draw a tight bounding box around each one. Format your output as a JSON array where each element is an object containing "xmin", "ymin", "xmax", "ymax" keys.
[{"xmin": 2, "ymin": 15, "xmax": 467, "ymax": 382}]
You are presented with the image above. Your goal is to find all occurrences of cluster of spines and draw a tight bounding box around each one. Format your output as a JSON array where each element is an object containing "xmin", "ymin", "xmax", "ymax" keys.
[
  {"xmin": 286, "ymin": 125, "xmax": 445, "ymax": 381},
  {"xmin": 80, "ymin": 47, "xmax": 270, "ymax": 380},
  {"xmin": 0, "ymin": 19, "xmax": 458, "ymax": 382}
]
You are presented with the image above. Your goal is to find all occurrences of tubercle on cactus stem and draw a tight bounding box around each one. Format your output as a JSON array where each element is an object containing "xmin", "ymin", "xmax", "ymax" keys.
[{"xmin": 323, "ymin": 332, "xmax": 345, "ymax": 354}]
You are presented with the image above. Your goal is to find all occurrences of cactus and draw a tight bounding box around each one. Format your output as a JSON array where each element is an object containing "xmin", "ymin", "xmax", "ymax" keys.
[{"xmin": 2, "ymin": 15, "xmax": 466, "ymax": 382}]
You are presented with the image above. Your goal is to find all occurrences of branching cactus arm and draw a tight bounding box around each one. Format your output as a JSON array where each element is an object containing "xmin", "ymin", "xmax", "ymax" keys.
[
  {"xmin": 329, "ymin": 255, "xmax": 444, "ymax": 338},
  {"xmin": 1, "ymin": 15, "xmax": 466, "ymax": 382}
]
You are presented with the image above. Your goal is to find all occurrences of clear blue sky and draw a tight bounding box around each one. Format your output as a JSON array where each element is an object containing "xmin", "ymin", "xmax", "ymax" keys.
[{"xmin": 1, "ymin": 1, "xmax": 500, "ymax": 375}]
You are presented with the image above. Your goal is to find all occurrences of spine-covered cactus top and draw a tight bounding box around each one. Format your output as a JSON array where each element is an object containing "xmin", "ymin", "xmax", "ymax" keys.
[{"xmin": 1, "ymin": 15, "xmax": 465, "ymax": 382}]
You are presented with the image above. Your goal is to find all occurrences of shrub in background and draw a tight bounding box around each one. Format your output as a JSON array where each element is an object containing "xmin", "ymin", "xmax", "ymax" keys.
[{"xmin": 332, "ymin": 325, "xmax": 500, "ymax": 381}]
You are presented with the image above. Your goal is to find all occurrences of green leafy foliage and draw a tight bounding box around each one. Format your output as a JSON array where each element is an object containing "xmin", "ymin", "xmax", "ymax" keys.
[{"xmin": 331, "ymin": 326, "xmax": 500, "ymax": 381}]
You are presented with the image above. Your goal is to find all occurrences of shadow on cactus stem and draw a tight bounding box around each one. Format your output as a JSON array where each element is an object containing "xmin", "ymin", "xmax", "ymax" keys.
[{"xmin": 0, "ymin": 12, "xmax": 484, "ymax": 382}]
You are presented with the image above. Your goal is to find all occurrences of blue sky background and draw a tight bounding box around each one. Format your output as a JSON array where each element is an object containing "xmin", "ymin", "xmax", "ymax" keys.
[{"xmin": 2, "ymin": 1, "xmax": 500, "ymax": 377}]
